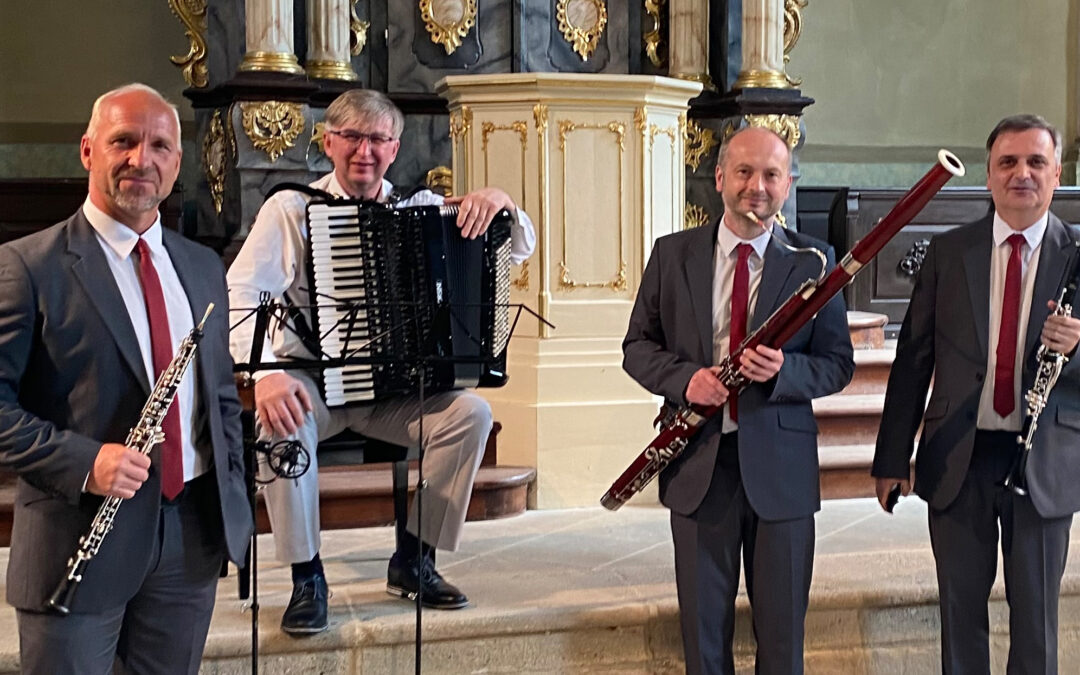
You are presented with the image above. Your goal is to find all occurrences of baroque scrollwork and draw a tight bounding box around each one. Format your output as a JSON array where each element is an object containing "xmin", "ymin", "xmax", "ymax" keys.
[
  {"xmin": 685, "ymin": 203, "xmax": 709, "ymax": 230},
  {"xmin": 425, "ymin": 165, "xmax": 453, "ymax": 196},
  {"xmin": 556, "ymin": 0, "xmax": 608, "ymax": 61},
  {"xmin": 350, "ymin": 1, "xmax": 369, "ymax": 55},
  {"xmin": 511, "ymin": 260, "xmax": 530, "ymax": 291},
  {"xmin": 643, "ymin": 0, "xmax": 665, "ymax": 67},
  {"xmin": 684, "ymin": 119, "xmax": 717, "ymax": 172},
  {"xmin": 240, "ymin": 101, "xmax": 305, "ymax": 162},
  {"xmin": 743, "ymin": 114, "xmax": 801, "ymax": 150},
  {"xmin": 310, "ymin": 121, "xmax": 327, "ymax": 156},
  {"xmin": 168, "ymin": 0, "xmax": 209, "ymax": 88},
  {"xmin": 202, "ymin": 109, "xmax": 229, "ymax": 214},
  {"xmin": 783, "ymin": 0, "xmax": 808, "ymax": 86},
  {"xmin": 419, "ymin": 0, "xmax": 478, "ymax": 55},
  {"xmin": 449, "ymin": 106, "xmax": 473, "ymax": 142}
]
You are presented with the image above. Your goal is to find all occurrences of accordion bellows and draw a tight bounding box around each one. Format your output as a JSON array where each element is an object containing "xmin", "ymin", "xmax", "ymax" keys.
[{"xmin": 307, "ymin": 200, "xmax": 512, "ymax": 407}]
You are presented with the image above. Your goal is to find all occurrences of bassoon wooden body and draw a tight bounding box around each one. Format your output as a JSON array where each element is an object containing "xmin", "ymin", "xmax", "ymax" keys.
[{"xmin": 601, "ymin": 150, "xmax": 966, "ymax": 510}]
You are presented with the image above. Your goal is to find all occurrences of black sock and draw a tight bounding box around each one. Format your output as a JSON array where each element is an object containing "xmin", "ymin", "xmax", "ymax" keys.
[
  {"xmin": 291, "ymin": 553, "xmax": 324, "ymax": 583},
  {"xmin": 396, "ymin": 532, "xmax": 434, "ymax": 566}
]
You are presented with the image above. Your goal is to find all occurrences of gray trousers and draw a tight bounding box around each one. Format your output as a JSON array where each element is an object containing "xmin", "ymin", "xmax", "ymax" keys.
[
  {"xmin": 258, "ymin": 370, "xmax": 491, "ymax": 563},
  {"xmin": 929, "ymin": 430, "xmax": 1072, "ymax": 675},
  {"xmin": 17, "ymin": 476, "xmax": 223, "ymax": 675}
]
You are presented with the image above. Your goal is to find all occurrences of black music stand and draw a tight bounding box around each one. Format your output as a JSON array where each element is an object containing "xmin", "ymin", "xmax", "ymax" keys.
[{"xmin": 230, "ymin": 292, "xmax": 552, "ymax": 675}]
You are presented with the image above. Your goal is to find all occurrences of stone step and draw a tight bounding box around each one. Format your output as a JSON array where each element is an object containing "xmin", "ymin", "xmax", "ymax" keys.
[
  {"xmin": 819, "ymin": 444, "xmax": 879, "ymax": 500},
  {"xmin": 813, "ymin": 393, "xmax": 885, "ymax": 447},
  {"xmin": 840, "ymin": 347, "xmax": 894, "ymax": 395}
]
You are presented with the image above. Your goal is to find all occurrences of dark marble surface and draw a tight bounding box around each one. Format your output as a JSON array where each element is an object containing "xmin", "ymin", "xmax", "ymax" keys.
[
  {"xmin": 385, "ymin": 114, "xmax": 452, "ymax": 191},
  {"xmin": 206, "ymin": 0, "xmax": 247, "ymax": 87},
  {"xmin": 515, "ymin": 0, "xmax": 629, "ymax": 73}
]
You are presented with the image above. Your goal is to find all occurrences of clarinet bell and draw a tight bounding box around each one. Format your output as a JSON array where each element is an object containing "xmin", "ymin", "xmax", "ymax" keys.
[{"xmin": 1000, "ymin": 450, "xmax": 1030, "ymax": 497}]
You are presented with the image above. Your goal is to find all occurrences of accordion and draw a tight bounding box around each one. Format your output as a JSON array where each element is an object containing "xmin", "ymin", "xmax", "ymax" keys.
[{"xmin": 306, "ymin": 199, "xmax": 513, "ymax": 407}]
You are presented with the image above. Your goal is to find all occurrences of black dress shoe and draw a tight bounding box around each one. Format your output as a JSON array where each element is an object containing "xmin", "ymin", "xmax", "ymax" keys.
[
  {"xmin": 387, "ymin": 556, "xmax": 468, "ymax": 610},
  {"xmin": 281, "ymin": 572, "xmax": 329, "ymax": 634}
]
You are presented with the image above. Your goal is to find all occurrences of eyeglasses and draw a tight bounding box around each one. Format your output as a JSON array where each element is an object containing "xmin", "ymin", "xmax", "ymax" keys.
[{"xmin": 326, "ymin": 129, "xmax": 397, "ymax": 149}]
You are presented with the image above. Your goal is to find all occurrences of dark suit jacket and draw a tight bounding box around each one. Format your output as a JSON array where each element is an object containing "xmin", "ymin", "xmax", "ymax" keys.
[
  {"xmin": 873, "ymin": 213, "xmax": 1080, "ymax": 518},
  {"xmin": 0, "ymin": 210, "xmax": 253, "ymax": 612},
  {"xmin": 623, "ymin": 220, "xmax": 855, "ymax": 521}
]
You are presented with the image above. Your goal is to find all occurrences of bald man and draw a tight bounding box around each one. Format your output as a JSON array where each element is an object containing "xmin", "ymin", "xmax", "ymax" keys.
[
  {"xmin": 0, "ymin": 83, "xmax": 251, "ymax": 673},
  {"xmin": 622, "ymin": 127, "xmax": 854, "ymax": 674}
]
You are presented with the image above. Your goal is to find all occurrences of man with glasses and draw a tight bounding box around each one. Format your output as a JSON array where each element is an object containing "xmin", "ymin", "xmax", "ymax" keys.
[{"xmin": 227, "ymin": 88, "xmax": 535, "ymax": 635}]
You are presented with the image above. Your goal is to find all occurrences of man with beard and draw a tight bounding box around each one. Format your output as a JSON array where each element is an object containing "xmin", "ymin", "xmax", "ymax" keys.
[
  {"xmin": 0, "ymin": 83, "xmax": 251, "ymax": 673},
  {"xmin": 622, "ymin": 126, "xmax": 854, "ymax": 674},
  {"xmin": 874, "ymin": 114, "xmax": 1080, "ymax": 673}
]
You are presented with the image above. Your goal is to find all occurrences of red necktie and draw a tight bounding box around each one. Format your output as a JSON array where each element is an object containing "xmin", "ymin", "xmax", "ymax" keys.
[
  {"xmin": 994, "ymin": 234, "xmax": 1025, "ymax": 417},
  {"xmin": 134, "ymin": 238, "xmax": 184, "ymax": 499},
  {"xmin": 729, "ymin": 243, "xmax": 753, "ymax": 422}
]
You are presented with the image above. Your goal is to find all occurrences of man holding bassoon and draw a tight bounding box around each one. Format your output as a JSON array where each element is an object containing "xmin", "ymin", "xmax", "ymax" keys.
[
  {"xmin": 874, "ymin": 114, "xmax": 1080, "ymax": 673},
  {"xmin": 622, "ymin": 126, "xmax": 854, "ymax": 674}
]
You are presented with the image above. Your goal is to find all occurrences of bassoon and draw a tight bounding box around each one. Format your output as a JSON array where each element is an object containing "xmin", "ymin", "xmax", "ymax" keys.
[{"xmin": 600, "ymin": 150, "xmax": 966, "ymax": 510}]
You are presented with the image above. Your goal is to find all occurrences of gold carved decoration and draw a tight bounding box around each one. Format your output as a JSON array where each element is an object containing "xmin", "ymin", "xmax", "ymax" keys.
[
  {"xmin": 556, "ymin": 0, "xmax": 608, "ymax": 61},
  {"xmin": 643, "ymin": 0, "xmax": 665, "ymax": 67},
  {"xmin": 634, "ymin": 107, "xmax": 648, "ymax": 136},
  {"xmin": 685, "ymin": 119, "xmax": 717, "ymax": 172},
  {"xmin": 533, "ymin": 104, "xmax": 549, "ymax": 136},
  {"xmin": 419, "ymin": 0, "xmax": 478, "ymax": 55},
  {"xmin": 168, "ymin": 0, "xmax": 209, "ymax": 88},
  {"xmin": 685, "ymin": 203, "xmax": 709, "ymax": 230},
  {"xmin": 481, "ymin": 121, "xmax": 529, "ymax": 209},
  {"xmin": 744, "ymin": 114, "xmax": 801, "ymax": 150},
  {"xmin": 449, "ymin": 106, "xmax": 473, "ymax": 142},
  {"xmin": 649, "ymin": 124, "xmax": 677, "ymax": 150},
  {"xmin": 425, "ymin": 166, "xmax": 453, "ymax": 196},
  {"xmin": 202, "ymin": 109, "xmax": 231, "ymax": 214},
  {"xmin": 783, "ymin": 0, "xmax": 808, "ymax": 87},
  {"xmin": 350, "ymin": 1, "xmax": 370, "ymax": 55},
  {"xmin": 511, "ymin": 260, "xmax": 530, "ymax": 291},
  {"xmin": 241, "ymin": 101, "xmax": 305, "ymax": 162},
  {"xmin": 558, "ymin": 119, "xmax": 627, "ymax": 292},
  {"xmin": 310, "ymin": 122, "xmax": 327, "ymax": 155}
]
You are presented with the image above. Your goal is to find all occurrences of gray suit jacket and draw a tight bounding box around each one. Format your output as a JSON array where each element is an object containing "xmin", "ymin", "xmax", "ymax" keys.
[
  {"xmin": 0, "ymin": 211, "xmax": 253, "ymax": 612},
  {"xmin": 873, "ymin": 213, "xmax": 1080, "ymax": 518},
  {"xmin": 623, "ymin": 220, "xmax": 855, "ymax": 521}
]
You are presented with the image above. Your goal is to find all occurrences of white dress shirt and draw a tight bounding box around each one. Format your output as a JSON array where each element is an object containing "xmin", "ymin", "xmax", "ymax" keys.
[
  {"xmin": 83, "ymin": 199, "xmax": 207, "ymax": 481},
  {"xmin": 712, "ymin": 216, "xmax": 771, "ymax": 433},
  {"xmin": 976, "ymin": 211, "xmax": 1048, "ymax": 431}
]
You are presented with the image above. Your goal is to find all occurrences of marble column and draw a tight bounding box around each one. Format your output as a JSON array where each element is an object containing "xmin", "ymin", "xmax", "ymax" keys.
[
  {"xmin": 306, "ymin": 0, "xmax": 358, "ymax": 80},
  {"xmin": 668, "ymin": 0, "xmax": 713, "ymax": 90},
  {"xmin": 733, "ymin": 0, "xmax": 788, "ymax": 89},
  {"xmin": 239, "ymin": 0, "xmax": 304, "ymax": 74}
]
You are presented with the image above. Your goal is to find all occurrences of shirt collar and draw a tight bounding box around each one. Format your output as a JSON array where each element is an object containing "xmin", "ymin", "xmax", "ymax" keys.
[
  {"xmin": 993, "ymin": 210, "xmax": 1048, "ymax": 250},
  {"xmin": 325, "ymin": 173, "xmax": 395, "ymax": 203},
  {"xmin": 82, "ymin": 198, "xmax": 164, "ymax": 260},
  {"xmin": 717, "ymin": 213, "xmax": 771, "ymax": 260}
]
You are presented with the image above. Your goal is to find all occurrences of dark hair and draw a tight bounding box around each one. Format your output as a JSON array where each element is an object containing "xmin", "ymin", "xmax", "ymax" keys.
[{"xmin": 986, "ymin": 114, "xmax": 1061, "ymax": 164}]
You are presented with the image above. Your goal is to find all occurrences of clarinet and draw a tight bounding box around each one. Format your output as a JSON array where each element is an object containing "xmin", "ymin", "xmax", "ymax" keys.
[
  {"xmin": 45, "ymin": 304, "xmax": 215, "ymax": 615},
  {"xmin": 1001, "ymin": 242, "xmax": 1080, "ymax": 496},
  {"xmin": 601, "ymin": 150, "xmax": 966, "ymax": 510}
]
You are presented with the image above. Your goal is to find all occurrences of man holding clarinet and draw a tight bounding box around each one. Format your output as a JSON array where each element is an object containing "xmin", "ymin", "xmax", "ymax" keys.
[{"xmin": 874, "ymin": 114, "xmax": 1080, "ymax": 674}]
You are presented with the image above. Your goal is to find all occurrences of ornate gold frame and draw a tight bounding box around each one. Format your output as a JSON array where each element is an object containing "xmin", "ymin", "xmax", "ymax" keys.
[
  {"xmin": 168, "ymin": 0, "xmax": 209, "ymax": 88},
  {"xmin": 783, "ymin": 0, "xmax": 808, "ymax": 86},
  {"xmin": 202, "ymin": 109, "xmax": 233, "ymax": 214},
  {"xmin": 744, "ymin": 113, "xmax": 801, "ymax": 150},
  {"xmin": 684, "ymin": 119, "xmax": 717, "ymax": 172},
  {"xmin": 643, "ymin": 0, "xmax": 665, "ymax": 67},
  {"xmin": 240, "ymin": 101, "xmax": 305, "ymax": 162},
  {"xmin": 350, "ymin": 1, "xmax": 370, "ymax": 55},
  {"xmin": 557, "ymin": 119, "xmax": 627, "ymax": 292},
  {"xmin": 482, "ymin": 121, "xmax": 530, "ymax": 289},
  {"xmin": 685, "ymin": 203, "xmax": 709, "ymax": 230},
  {"xmin": 419, "ymin": 0, "xmax": 478, "ymax": 55},
  {"xmin": 556, "ymin": 0, "xmax": 608, "ymax": 61}
]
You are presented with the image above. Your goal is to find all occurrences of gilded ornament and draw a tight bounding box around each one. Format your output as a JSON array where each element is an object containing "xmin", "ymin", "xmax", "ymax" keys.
[
  {"xmin": 533, "ymin": 104, "xmax": 549, "ymax": 135},
  {"xmin": 425, "ymin": 165, "xmax": 453, "ymax": 196},
  {"xmin": 634, "ymin": 107, "xmax": 648, "ymax": 136},
  {"xmin": 350, "ymin": 1, "xmax": 370, "ymax": 55},
  {"xmin": 481, "ymin": 121, "xmax": 528, "ymax": 152},
  {"xmin": 168, "ymin": 0, "xmax": 209, "ymax": 88},
  {"xmin": 449, "ymin": 106, "xmax": 473, "ymax": 142},
  {"xmin": 643, "ymin": 0, "xmax": 665, "ymax": 67},
  {"xmin": 241, "ymin": 101, "xmax": 305, "ymax": 162},
  {"xmin": 684, "ymin": 203, "xmax": 709, "ymax": 230},
  {"xmin": 419, "ymin": 0, "xmax": 478, "ymax": 55},
  {"xmin": 202, "ymin": 109, "xmax": 229, "ymax": 214},
  {"xmin": 684, "ymin": 119, "xmax": 717, "ymax": 172},
  {"xmin": 556, "ymin": 0, "xmax": 608, "ymax": 61},
  {"xmin": 743, "ymin": 114, "xmax": 801, "ymax": 150},
  {"xmin": 310, "ymin": 122, "xmax": 327, "ymax": 155},
  {"xmin": 783, "ymin": 0, "xmax": 808, "ymax": 86},
  {"xmin": 648, "ymin": 124, "xmax": 677, "ymax": 150},
  {"xmin": 511, "ymin": 260, "xmax": 530, "ymax": 291}
]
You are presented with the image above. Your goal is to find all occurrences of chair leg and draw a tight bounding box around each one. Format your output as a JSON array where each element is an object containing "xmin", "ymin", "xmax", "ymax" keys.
[{"xmin": 392, "ymin": 460, "xmax": 409, "ymax": 552}]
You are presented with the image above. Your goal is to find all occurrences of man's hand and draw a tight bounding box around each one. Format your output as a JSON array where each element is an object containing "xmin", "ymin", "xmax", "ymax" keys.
[
  {"xmin": 1041, "ymin": 299, "xmax": 1080, "ymax": 355},
  {"xmin": 255, "ymin": 372, "xmax": 313, "ymax": 437},
  {"xmin": 685, "ymin": 367, "xmax": 730, "ymax": 407},
  {"xmin": 87, "ymin": 443, "xmax": 151, "ymax": 498},
  {"xmin": 739, "ymin": 345, "xmax": 784, "ymax": 382},
  {"xmin": 875, "ymin": 477, "xmax": 911, "ymax": 513},
  {"xmin": 444, "ymin": 187, "xmax": 516, "ymax": 239}
]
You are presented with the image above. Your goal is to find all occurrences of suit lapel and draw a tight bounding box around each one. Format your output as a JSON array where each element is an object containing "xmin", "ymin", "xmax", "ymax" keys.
[
  {"xmin": 962, "ymin": 220, "xmax": 993, "ymax": 360},
  {"xmin": 162, "ymin": 232, "xmax": 215, "ymax": 405},
  {"xmin": 752, "ymin": 228, "xmax": 800, "ymax": 331},
  {"xmin": 67, "ymin": 213, "xmax": 152, "ymax": 396},
  {"xmin": 683, "ymin": 219, "xmax": 720, "ymax": 364},
  {"xmin": 1024, "ymin": 214, "xmax": 1078, "ymax": 364}
]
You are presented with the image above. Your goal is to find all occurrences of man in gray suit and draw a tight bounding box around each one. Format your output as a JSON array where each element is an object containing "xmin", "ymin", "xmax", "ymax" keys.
[
  {"xmin": 873, "ymin": 114, "xmax": 1080, "ymax": 674},
  {"xmin": 0, "ymin": 84, "xmax": 252, "ymax": 673},
  {"xmin": 623, "ymin": 126, "xmax": 854, "ymax": 674}
]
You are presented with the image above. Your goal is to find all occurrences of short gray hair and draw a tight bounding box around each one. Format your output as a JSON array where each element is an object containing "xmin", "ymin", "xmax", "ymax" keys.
[
  {"xmin": 325, "ymin": 89, "xmax": 404, "ymax": 138},
  {"xmin": 986, "ymin": 114, "xmax": 1062, "ymax": 165},
  {"xmin": 86, "ymin": 83, "xmax": 181, "ymax": 140}
]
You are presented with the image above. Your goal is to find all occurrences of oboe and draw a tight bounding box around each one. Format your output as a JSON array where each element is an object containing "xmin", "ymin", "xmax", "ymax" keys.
[
  {"xmin": 45, "ymin": 304, "xmax": 214, "ymax": 615},
  {"xmin": 1001, "ymin": 242, "xmax": 1080, "ymax": 496}
]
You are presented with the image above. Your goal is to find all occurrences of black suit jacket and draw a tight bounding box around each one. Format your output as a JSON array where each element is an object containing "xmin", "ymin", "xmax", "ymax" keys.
[
  {"xmin": 0, "ymin": 211, "xmax": 253, "ymax": 612},
  {"xmin": 874, "ymin": 212, "xmax": 1080, "ymax": 517},
  {"xmin": 623, "ymin": 220, "xmax": 855, "ymax": 520}
]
